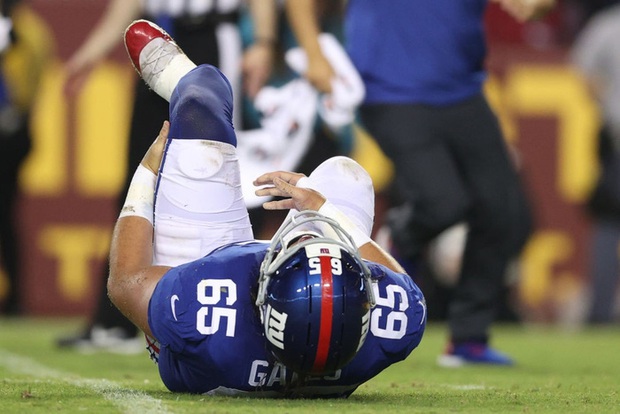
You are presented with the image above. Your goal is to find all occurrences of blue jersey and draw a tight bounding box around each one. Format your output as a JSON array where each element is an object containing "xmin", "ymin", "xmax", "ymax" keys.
[
  {"xmin": 345, "ymin": 0, "xmax": 487, "ymax": 105},
  {"xmin": 148, "ymin": 242, "xmax": 426, "ymax": 397}
]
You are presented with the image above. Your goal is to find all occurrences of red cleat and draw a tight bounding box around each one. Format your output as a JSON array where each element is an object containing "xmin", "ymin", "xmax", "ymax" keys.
[
  {"xmin": 123, "ymin": 19, "xmax": 195, "ymax": 101},
  {"xmin": 123, "ymin": 19, "xmax": 177, "ymax": 76}
]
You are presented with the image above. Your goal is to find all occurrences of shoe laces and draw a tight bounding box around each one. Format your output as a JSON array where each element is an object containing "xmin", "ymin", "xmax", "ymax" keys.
[{"xmin": 141, "ymin": 39, "xmax": 180, "ymax": 87}]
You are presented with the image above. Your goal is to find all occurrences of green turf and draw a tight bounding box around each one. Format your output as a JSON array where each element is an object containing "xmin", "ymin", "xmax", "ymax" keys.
[{"xmin": 1, "ymin": 318, "xmax": 618, "ymax": 413}]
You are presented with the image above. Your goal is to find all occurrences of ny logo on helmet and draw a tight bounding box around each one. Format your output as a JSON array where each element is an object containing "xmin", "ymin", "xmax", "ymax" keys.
[{"xmin": 265, "ymin": 304, "xmax": 287, "ymax": 350}]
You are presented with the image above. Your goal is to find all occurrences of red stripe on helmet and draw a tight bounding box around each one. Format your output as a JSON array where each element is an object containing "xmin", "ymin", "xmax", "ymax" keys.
[{"xmin": 312, "ymin": 255, "xmax": 334, "ymax": 373}]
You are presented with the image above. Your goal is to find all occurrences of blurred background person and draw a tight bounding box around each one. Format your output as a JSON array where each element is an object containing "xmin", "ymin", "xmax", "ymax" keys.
[
  {"xmin": 56, "ymin": 0, "xmax": 277, "ymax": 351},
  {"xmin": 286, "ymin": 0, "xmax": 556, "ymax": 366},
  {"xmin": 0, "ymin": 0, "xmax": 48, "ymax": 315},
  {"xmin": 571, "ymin": 0, "xmax": 620, "ymax": 324},
  {"xmin": 241, "ymin": 0, "xmax": 356, "ymax": 239}
]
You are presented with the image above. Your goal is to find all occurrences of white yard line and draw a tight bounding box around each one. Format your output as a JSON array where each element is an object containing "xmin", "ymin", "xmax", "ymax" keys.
[
  {"xmin": 0, "ymin": 348, "xmax": 173, "ymax": 414},
  {"xmin": 441, "ymin": 383, "xmax": 489, "ymax": 390}
]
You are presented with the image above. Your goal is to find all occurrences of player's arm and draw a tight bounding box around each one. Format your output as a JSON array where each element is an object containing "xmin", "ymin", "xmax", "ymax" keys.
[
  {"xmin": 284, "ymin": 0, "xmax": 334, "ymax": 93},
  {"xmin": 107, "ymin": 121, "xmax": 171, "ymax": 337},
  {"xmin": 254, "ymin": 171, "xmax": 407, "ymax": 274},
  {"xmin": 357, "ymin": 240, "xmax": 407, "ymax": 274},
  {"xmin": 242, "ymin": 0, "xmax": 278, "ymax": 98},
  {"xmin": 64, "ymin": 0, "xmax": 142, "ymax": 95}
]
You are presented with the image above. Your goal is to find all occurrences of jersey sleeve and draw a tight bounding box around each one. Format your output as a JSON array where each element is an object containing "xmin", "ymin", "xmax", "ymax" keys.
[
  {"xmin": 338, "ymin": 263, "xmax": 427, "ymax": 382},
  {"xmin": 148, "ymin": 264, "xmax": 195, "ymax": 354}
]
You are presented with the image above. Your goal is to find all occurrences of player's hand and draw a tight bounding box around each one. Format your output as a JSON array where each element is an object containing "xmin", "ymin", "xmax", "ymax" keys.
[
  {"xmin": 305, "ymin": 53, "xmax": 335, "ymax": 94},
  {"xmin": 140, "ymin": 121, "xmax": 169, "ymax": 175},
  {"xmin": 254, "ymin": 171, "xmax": 326, "ymax": 211},
  {"xmin": 242, "ymin": 43, "xmax": 274, "ymax": 99},
  {"xmin": 63, "ymin": 56, "xmax": 94, "ymax": 97}
]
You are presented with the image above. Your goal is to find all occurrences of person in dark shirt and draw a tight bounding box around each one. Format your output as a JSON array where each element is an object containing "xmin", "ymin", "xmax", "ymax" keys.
[{"xmin": 286, "ymin": 0, "xmax": 555, "ymax": 366}]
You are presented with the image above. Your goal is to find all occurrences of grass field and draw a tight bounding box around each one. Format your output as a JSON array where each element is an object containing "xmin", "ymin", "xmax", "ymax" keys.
[{"xmin": 1, "ymin": 318, "xmax": 618, "ymax": 413}]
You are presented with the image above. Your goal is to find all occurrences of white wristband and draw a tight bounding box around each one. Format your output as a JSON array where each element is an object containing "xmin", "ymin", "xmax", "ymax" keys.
[
  {"xmin": 119, "ymin": 164, "xmax": 156, "ymax": 224},
  {"xmin": 318, "ymin": 201, "xmax": 372, "ymax": 248}
]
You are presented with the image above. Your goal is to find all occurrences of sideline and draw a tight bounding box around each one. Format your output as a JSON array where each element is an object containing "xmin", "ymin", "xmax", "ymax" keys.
[{"xmin": 0, "ymin": 348, "xmax": 172, "ymax": 414}]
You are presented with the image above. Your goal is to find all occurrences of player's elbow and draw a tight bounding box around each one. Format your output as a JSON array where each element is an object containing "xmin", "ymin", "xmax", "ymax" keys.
[
  {"xmin": 106, "ymin": 269, "xmax": 135, "ymax": 321},
  {"xmin": 106, "ymin": 271, "xmax": 122, "ymax": 310},
  {"xmin": 106, "ymin": 263, "xmax": 131, "ymax": 312}
]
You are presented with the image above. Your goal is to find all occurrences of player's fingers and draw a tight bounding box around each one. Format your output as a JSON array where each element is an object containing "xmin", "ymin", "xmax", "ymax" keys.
[
  {"xmin": 152, "ymin": 121, "xmax": 170, "ymax": 154},
  {"xmin": 254, "ymin": 171, "xmax": 284, "ymax": 186},
  {"xmin": 255, "ymin": 185, "xmax": 285, "ymax": 198},
  {"xmin": 254, "ymin": 171, "xmax": 304, "ymax": 186},
  {"xmin": 273, "ymin": 176, "xmax": 299, "ymax": 196},
  {"xmin": 159, "ymin": 120, "xmax": 170, "ymax": 138},
  {"xmin": 142, "ymin": 121, "xmax": 169, "ymax": 174},
  {"xmin": 255, "ymin": 177, "xmax": 301, "ymax": 201},
  {"xmin": 262, "ymin": 198, "xmax": 296, "ymax": 211},
  {"xmin": 253, "ymin": 171, "xmax": 277, "ymax": 186},
  {"xmin": 257, "ymin": 178, "xmax": 305, "ymax": 209}
]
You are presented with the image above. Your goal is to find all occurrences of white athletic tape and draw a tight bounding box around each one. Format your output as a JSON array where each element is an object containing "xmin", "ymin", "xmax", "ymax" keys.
[
  {"xmin": 318, "ymin": 201, "xmax": 372, "ymax": 248},
  {"xmin": 154, "ymin": 53, "xmax": 197, "ymax": 102},
  {"xmin": 119, "ymin": 164, "xmax": 157, "ymax": 224}
]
